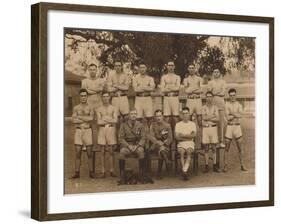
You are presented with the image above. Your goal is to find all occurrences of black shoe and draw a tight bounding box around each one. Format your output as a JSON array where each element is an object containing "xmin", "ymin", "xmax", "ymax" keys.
[
  {"xmin": 183, "ymin": 172, "xmax": 189, "ymax": 181},
  {"xmin": 241, "ymin": 166, "xmax": 247, "ymax": 171},
  {"xmin": 72, "ymin": 172, "xmax": 80, "ymax": 179},
  {"xmin": 156, "ymin": 173, "xmax": 163, "ymax": 180},
  {"xmin": 89, "ymin": 171, "xmax": 95, "ymax": 179},
  {"xmin": 204, "ymin": 165, "xmax": 209, "ymax": 173},
  {"xmin": 213, "ymin": 164, "xmax": 220, "ymax": 173}
]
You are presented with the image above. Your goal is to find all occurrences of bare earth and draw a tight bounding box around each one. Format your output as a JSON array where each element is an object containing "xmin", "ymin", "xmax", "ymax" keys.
[{"xmin": 64, "ymin": 118, "xmax": 255, "ymax": 194}]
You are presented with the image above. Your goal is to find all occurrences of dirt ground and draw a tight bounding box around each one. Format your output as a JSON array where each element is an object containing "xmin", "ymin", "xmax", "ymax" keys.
[{"xmin": 64, "ymin": 117, "xmax": 255, "ymax": 194}]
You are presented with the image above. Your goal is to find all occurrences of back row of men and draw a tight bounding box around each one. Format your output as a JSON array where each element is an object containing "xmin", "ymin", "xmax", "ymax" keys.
[{"xmin": 71, "ymin": 60, "xmax": 247, "ymax": 182}]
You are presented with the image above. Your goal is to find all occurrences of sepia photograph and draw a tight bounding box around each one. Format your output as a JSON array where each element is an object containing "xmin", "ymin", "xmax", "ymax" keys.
[{"xmin": 63, "ymin": 28, "xmax": 255, "ymax": 194}]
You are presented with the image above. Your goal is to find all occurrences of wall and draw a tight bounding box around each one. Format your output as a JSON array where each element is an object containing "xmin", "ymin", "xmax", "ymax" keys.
[{"xmin": 0, "ymin": 0, "xmax": 279, "ymax": 223}]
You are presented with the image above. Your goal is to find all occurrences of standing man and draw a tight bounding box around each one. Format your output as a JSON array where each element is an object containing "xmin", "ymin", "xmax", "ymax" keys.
[
  {"xmin": 202, "ymin": 91, "xmax": 220, "ymax": 173},
  {"xmin": 106, "ymin": 60, "xmax": 130, "ymax": 120},
  {"xmin": 71, "ymin": 89, "xmax": 95, "ymax": 179},
  {"xmin": 160, "ymin": 60, "xmax": 181, "ymax": 128},
  {"xmin": 183, "ymin": 64, "xmax": 203, "ymax": 126},
  {"xmin": 175, "ymin": 107, "xmax": 197, "ymax": 180},
  {"xmin": 148, "ymin": 109, "xmax": 173, "ymax": 179},
  {"xmin": 223, "ymin": 88, "xmax": 247, "ymax": 172},
  {"xmin": 132, "ymin": 61, "xmax": 155, "ymax": 127},
  {"xmin": 96, "ymin": 91, "xmax": 118, "ymax": 178},
  {"xmin": 81, "ymin": 63, "xmax": 105, "ymax": 110},
  {"xmin": 207, "ymin": 68, "xmax": 226, "ymax": 147},
  {"xmin": 118, "ymin": 109, "xmax": 147, "ymax": 184}
]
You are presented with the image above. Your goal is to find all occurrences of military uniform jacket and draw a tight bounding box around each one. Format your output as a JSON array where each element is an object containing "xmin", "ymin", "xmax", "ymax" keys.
[
  {"xmin": 118, "ymin": 120, "xmax": 147, "ymax": 147},
  {"xmin": 149, "ymin": 121, "xmax": 173, "ymax": 147}
]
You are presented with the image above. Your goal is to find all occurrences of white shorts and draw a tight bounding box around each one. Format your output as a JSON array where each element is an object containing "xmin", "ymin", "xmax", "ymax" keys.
[
  {"xmin": 97, "ymin": 126, "xmax": 117, "ymax": 145},
  {"xmin": 202, "ymin": 126, "xmax": 219, "ymax": 144},
  {"xmin": 112, "ymin": 96, "xmax": 130, "ymax": 116},
  {"xmin": 225, "ymin": 125, "xmax": 242, "ymax": 140},
  {"xmin": 186, "ymin": 98, "xmax": 202, "ymax": 115},
  {"xmin": 177, "ymin": 141, "xmax": 195, "ymax": 154},
  {"xmin": 74, "ymin": 128, "xmax": 93, "ymax": 146},
  {"xmin": 163, "ymin": 96, "xmax": 180, "ymax": 116},
  {"xmin": 87, "ymin": 94, "xmax": 102, "ymax": 110},
  {"xmin": 135, "ymin": 96, "xmax": 153, "ymax": 118}
]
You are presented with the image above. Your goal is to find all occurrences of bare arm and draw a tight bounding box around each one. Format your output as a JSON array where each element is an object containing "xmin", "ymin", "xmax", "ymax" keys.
[
  {"xmin": 160, "ymin": 76, "xmax": 171, "ymax": 93},
  {"xmin": 115, "ymin": 75, "xmax": 130, "ymax": 91},
  {"xmin": 169, "ymin": 76, "xmax": 181, "ymax": 91},
  {"xmin": 133, "ymin": 78, "xmax": 144, "ymax": 92},
  {"xmin": 72, "ymin": 107, "xmax": 83, "ymax": 124}
]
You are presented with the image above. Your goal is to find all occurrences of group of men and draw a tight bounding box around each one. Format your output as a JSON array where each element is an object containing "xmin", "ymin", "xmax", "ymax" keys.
[{"xmin": 71, "ymin": 59, "xmax": 247, "ymax": 182}]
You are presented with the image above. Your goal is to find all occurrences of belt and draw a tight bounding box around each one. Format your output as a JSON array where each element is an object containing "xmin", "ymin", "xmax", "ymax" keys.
[
  {"xmin": 203, "ymin": 124, "xmax": 217, "ymax": 128},
  {"xmin": 112, "ymin": 92, "xmax": 127, "ymax": 97},
  {"xmin": 227, "ymin": 122, "xmax": 240, "ymax": 126},
  {"xmin": 164, "ymin": 92, "xmax": 179, "ymax": 97},
  {"xmin": 99, "ymin": 124, "xmax": 114, "ymax": 127},
  {"xmin": 136, "ymin": 93, "xmax": 151, "ymax": 97},
  {"xmin": 76, "ymin": 127, "xmax": 91, "ymax": 130},
  {"xmin": 187, "ymin": 95, "xmax": 201, "ymax": 99}
]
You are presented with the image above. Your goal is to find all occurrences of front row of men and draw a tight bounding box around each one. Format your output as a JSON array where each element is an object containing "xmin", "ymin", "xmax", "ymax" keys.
[{"xmin": 71, "ymin": 88, "xmax": 247, "ymax": 182}]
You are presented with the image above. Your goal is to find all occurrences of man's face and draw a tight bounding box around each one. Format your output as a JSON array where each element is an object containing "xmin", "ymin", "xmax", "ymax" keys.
[
  {"xmin": 167, "ymin": 62, "xmax": 175, "ymax": 73},
  {"xmin": 206, "ymin": 93, "xmax": 214, "ymax": 104},
  {"xmin": 181, "ymin": 110, "xmax": 190, "ymax": 122},
  {"xmin": 188, "ymin": 65, "xmax": 196, "ymax": 75},
  {"xmin": 213, "ymin": 69, "xmax": 221, "ymax": 78},
  {"xmin": 114, "ymin": 62, "xmax": 122, "ymax": 73},
  {"xmin": 139, "ymin": 64, "xmax": 147, "ymax": 75},
  {"xmin": 129, "ymin": 110, "xmax": 137, "ymax": 121},
  {"xmin": 88, "ymin": 65, "xmax": 97, "ymax": 78},
  {"xmin": 155, "ymin": 111, "xmax": 163, "ymax": 123},
  {"xmin": 229, "ymin": 91, "xmax": 237, "ymax": 102},
  {"xmin": 102, "ymin": 93, "xmax": 110, "ymax": 104},
  {"xmin": 80, "ymin": 92, "xmax": 88, "ymax": 104}
]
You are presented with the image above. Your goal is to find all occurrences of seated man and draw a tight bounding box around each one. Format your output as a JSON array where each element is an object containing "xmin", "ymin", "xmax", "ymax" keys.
[
  {"xmin": 175, "ymin": 107, "xmax": 197, "ymax": 181},
  {"xmin": 148, "ymin": 109, "xmax": 173, "ymax": 179},
  {"xmin": 118, "ymin": 109, "xmax": 147, "ymax": 184}
]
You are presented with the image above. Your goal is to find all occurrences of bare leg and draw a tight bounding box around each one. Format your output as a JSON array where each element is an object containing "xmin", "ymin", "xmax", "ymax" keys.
[
  {"xmin": 204, "ymin": 145, "xmax": 209, "ymax": 173},
  {"xmin": 100, "ymin": 145, "xmax": 106, "ymax": 177},
  {"xmin": 72, "ymin": 145, "xmax": 82, "ymax": 178},
  {"xmin": 223, "ymin": 139, "xmax": 231, "ymax": 172},
  {"xmin": 235, "ymin": 138, "xmax": 247, "ymax": 171},
  {"xmin": 108, "ymin": 145, "xmax": 116, "ymax": 176}
]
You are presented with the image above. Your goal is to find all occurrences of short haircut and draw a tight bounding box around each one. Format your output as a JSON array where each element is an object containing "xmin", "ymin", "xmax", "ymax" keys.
[
  {"xmin": 167, "ymin": 59, "xmax": 175, "ymax": 64},
  {"xmin": 205, "ymin": 91, "xmax": 214, "ymax": 97},
  {"xmin": 182, "ymin": 107, "xmax": 190, "ymax": 113},
  {"xmin": 155, "ymin": 109, "xmax": 163, "ymax": 115},
  {"xmin": 88, "ymin": 63, "xmax": 97, "ymax": 68},
  {"xmin": 79, "ymin": 88, "xmax": 88, "ymax": 95},
  {"xmin": 114, "ymin": 59, "xmax": 122, "ymax": 65},
  {"xmin": 139, "ymin": 61, "xmax": 147, "ymax": 66},
  {"xmin": 188, "ymin": 63, "xmax": 195, "ymax": 68},
  {"xmin": 228, "ymin": 88, "xmax": 237, "ymax": 95},
  {"xmin": 213, "ymin": 68, "xmax": 220, "ymax": 72}
]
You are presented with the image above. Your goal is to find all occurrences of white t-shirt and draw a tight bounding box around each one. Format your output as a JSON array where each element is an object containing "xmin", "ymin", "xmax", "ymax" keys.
[{"xmin": 175, "ymin": 121, "xmax": 197, "ymax": 149}]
